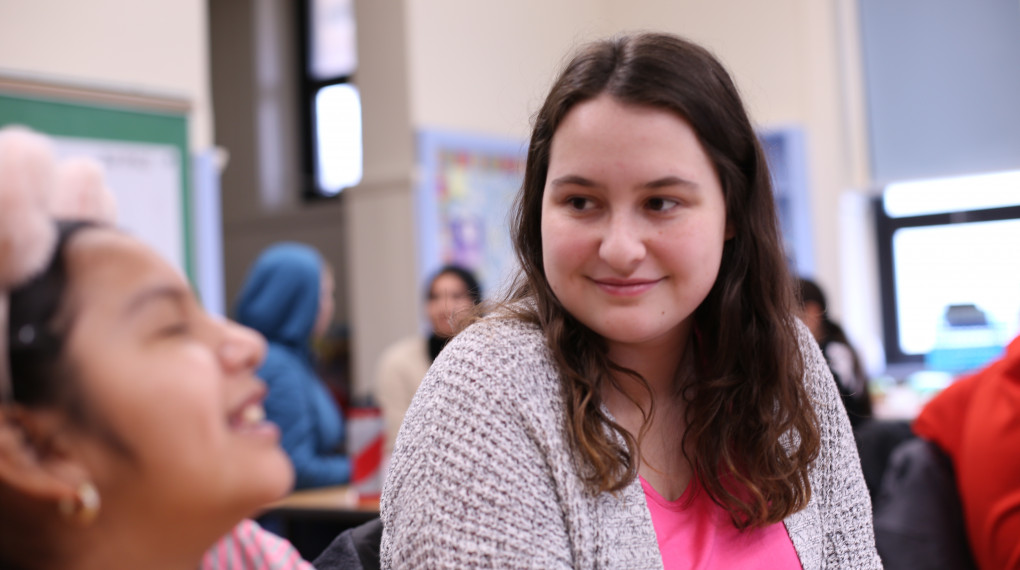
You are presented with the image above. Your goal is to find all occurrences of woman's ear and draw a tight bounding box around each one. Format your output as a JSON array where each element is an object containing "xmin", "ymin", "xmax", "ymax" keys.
[{"xmin": 0, "ymin": 407, "xmax": 91, "ymax": 505}]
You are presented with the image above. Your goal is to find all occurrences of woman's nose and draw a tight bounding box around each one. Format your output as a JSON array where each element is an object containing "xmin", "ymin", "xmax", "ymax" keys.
[
  {"xmin": 598, "ymin": 213, "xmax": 646, "ymax": 272},
  {"xmin": 218, "ymin": 320, "xmax": 267, "ymax": 373}
]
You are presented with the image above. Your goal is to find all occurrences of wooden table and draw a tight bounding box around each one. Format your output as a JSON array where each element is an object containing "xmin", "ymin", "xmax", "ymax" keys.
[{"xmin": 262, "ymin": 485, "xmax": 380, "ymax": 524}]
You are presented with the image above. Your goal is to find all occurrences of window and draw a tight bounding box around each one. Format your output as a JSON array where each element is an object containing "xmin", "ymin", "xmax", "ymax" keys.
[
  {"xmin": 875, "ymin": 171, "xmax": 1020, "ymax": 372},
  {"xmin": 298, "ymin": 0, "xmax": 361, "ymax": 198}
]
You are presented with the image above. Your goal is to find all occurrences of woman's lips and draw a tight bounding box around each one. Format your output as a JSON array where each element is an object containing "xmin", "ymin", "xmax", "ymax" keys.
[{"xmin": 590, "ymin": 277, "xmax": 663, "ymax": 296}]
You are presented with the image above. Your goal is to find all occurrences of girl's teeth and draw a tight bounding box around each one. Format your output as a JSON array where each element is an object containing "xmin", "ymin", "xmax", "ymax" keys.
[{"xmin": 241, "ymin": 404, "xmax": 265, "ymax": 425}]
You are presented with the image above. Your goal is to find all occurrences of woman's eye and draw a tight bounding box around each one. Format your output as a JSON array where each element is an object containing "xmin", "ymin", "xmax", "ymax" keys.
[
  {"xmin": 646, "ymin": 197, "xmax": 680, "ymax": 212},
  {"xmin": 158, "ymin": 322, "xmax": 190, "ymax": 337},
  {"xmin": 566, "ymin": 196, "xmax": 592, "ymax": 211}
]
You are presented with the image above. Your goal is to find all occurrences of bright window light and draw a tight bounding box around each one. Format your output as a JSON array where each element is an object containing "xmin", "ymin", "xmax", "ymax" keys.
[
  {"xmin": 891, "ymin": 218, "xmax": 1020, "ymax": 356},
  {"xmin": 883, "ymin": 170, "xmax": 1020, "ymax": 218},
  {"xmin": 315, "ymin": 83, "xmax": 363, "ymax": 195}
]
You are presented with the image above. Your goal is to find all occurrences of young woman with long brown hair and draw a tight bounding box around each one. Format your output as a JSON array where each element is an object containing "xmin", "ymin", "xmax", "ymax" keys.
[{"xmin": 380, "ymin": 32, "xmax": 880, "ymax": 569}]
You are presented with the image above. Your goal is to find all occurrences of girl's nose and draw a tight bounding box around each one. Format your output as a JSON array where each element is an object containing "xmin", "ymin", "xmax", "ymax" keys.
[
  {"xmin": 598, "ymin": 213, "xmax": 646, "ymax": 273},
  {"xmin": 218, "ymin": 320, "xmax": 267, "ymax": 374}
]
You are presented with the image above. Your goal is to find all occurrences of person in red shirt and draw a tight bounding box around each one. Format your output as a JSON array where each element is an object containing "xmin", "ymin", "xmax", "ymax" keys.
[{"xmin": 913, "ymin": 334, "xmax": 1020, "ymax": 570}]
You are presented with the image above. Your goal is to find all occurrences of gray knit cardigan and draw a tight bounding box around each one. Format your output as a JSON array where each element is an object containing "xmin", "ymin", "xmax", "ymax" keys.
[{"xmin": 380, "ymin": 316, "xmax": 882, "ymax": 569}]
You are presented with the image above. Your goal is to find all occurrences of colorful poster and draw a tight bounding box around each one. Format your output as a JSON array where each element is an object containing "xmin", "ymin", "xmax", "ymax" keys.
[{"xmin": 416, "ymin": 130, "xmax": 526, "ymax": 302}]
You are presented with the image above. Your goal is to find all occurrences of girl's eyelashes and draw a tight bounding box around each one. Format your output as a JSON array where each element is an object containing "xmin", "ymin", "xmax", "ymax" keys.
[
  {"xmin": 157, "ymin": 321, "xmax": 191, "ymax": 337},
  {"xmin": 566, "ymin": 196, "xmax": 594, "ymax": 211},
  {"xmin": 646, "ymin": 197, "xmax": 680, "ymax": 212},
  {"xmin": 147, "ymin": 304, "xmax": 194, "ymax": 338},
  {"xmin": 554, "ymin": 192, "xmax": 684, "ymax": 213}
]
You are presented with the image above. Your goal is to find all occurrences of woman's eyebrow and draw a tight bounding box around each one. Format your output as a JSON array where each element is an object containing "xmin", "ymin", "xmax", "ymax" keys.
[
  {"xmin": 643, "ymin": 175, "xmax": 697, "ymax": 190},
  {"xmin": 549, "ymin": 174, "xmax": 600, "ymax": 188},
  {"xmin": 122, "ymin": 285, "xmax": 189, "ymax": 318},
  {"xmin": 550, "ymin": 174, "xmax": 698, "ymax": 192}
]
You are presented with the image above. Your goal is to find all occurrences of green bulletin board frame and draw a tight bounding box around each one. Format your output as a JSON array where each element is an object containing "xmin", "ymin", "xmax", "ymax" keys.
[{"xmin": 0, "ymin": 82, "xmax": 193, "ymax": 280}]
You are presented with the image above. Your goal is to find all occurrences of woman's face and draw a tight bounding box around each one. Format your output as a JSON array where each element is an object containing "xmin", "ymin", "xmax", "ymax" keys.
[
  {"xmin": 426, "ymin": 272, "xmax": 474, "ymax": 338},
  {"xmin": 541, "ymin": 95, "xmax": 731, "ymax": 356},
  {"xmin": 61, "ymin": 229, "xmax": 293, "ymax": 532}
]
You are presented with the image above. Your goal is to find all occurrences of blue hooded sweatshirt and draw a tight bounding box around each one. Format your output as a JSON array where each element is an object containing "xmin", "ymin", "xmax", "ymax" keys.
[{"xmin": 235, "ymin": 243, "xmax": 350, "ymax": 489}]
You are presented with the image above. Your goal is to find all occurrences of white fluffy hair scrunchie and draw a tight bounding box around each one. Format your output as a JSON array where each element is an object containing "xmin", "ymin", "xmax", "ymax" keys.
[{"xmin": 0, "ymin": 125, "xmax": 118, "ymax": 401}]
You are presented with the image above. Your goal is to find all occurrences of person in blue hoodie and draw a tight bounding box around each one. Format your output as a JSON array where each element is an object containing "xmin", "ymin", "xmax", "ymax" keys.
[{"xmin": 235, "ymin": 243, "xmax": 350, "ymax": 489}]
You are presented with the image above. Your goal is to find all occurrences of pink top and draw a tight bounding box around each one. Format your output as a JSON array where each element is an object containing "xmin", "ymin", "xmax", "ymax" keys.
[
  {"xmin": 640, "ymin": 476, "xmax": 802, "ymax": 570},
  {"xmin": 201, "ymin": 519, "xmax": 314, "ymax": 570}
]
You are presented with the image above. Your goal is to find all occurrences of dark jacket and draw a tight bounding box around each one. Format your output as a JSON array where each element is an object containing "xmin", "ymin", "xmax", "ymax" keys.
[
  {"xmin": 314, "ymin": 518, "xmax": 382, "ymax": 570},
  {"xmin": 236, "ymin": 243, "xmax": 349, "ymax": 489},
  {"xmin": 873, "ymin": 438, "xmax": 976, "ymax": 570}
]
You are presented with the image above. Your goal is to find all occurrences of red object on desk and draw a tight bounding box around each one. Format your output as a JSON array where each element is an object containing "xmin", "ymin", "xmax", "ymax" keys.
[{"xmin": 348, "ymin": 407, "xmax": 384, "ymax": 499}]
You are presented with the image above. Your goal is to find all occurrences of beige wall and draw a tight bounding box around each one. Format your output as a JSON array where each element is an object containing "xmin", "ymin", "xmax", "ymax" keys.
[
  {"xmin": 405, "ymin": 0, "xmax": 613, "ymax": 138},
  {"xmin": 0, "ymin": 0, "xmax": 213, "ymax": 150},
  {"xmin": 344, "ymin": 0, "xmax": 417, "ymax": 400}
]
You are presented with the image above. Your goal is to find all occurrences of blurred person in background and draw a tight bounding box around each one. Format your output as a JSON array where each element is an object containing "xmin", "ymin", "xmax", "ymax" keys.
[
  {"xmin": 374, "ymin": 264, "xmax": 481, "ymax": 454},
  {"xmin": 235, "ymin": 243, "xmax": 350, "ymax": 490},
  {"xmin": 797, "ymin": 277, "xmax": 873, "ymax": 429}
]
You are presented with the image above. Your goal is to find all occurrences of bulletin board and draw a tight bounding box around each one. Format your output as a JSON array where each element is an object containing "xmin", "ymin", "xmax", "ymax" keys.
[
  {"xmin": 415, "ymin": 129, "xmax": 527, "ymax": 301},
  {"xmin": 0, "ymin": 73, "xmax": 193, "ymax": 280}
]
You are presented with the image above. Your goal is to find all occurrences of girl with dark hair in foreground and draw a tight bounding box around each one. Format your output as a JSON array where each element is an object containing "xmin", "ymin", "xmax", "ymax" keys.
[{"xmin": 0, "ymin": 127, "xmax": 309, "ymax": 569}]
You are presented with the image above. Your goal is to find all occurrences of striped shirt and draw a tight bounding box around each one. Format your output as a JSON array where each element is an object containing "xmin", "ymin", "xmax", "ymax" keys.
[{"xmin": 201, "ymin": 519, "xmax": 313, "ymax": 570}]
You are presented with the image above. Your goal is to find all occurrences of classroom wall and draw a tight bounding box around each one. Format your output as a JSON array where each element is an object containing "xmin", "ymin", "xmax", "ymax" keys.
[
  {"xmin": 405, "ymin": 0, "xmax": 613, "ymax": 139},
  {"xmin": 342, "ymin": 0, "xmax": 417, "ymax": 401},
  {"xmin": 0, "ymin": 0, "xmax": 213, "ymax": 151}
]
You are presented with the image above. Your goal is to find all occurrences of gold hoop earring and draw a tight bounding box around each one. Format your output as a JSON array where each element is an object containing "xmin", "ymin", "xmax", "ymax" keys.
[{"xmin": 58, "ymin": 482, "xmax": 101, "ymax": 526}]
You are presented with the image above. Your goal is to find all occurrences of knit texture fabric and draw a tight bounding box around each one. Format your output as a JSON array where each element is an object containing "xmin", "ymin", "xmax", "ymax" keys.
[{"xmin": 380, "ymin": 317, "xmax": 881, "ymax": 569}]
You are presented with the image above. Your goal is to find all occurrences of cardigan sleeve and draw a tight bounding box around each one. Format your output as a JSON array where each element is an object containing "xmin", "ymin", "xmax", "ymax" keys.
[
  {"xmin": 374, "ymin": 337, "xmax": 428, "ymax": 455},
  {"xmin": 380, "ymin": 323, "xmax": 574, "ymax": 569},
  {"xmin": 796, "ymin": 322, "xmax": 883, "ymax": 568}
]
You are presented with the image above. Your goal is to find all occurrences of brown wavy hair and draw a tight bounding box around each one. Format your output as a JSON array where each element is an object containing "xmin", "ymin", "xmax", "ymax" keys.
[{"xmin": 504, "ymin": 32, "xmax": 820, "ymax": 529}]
